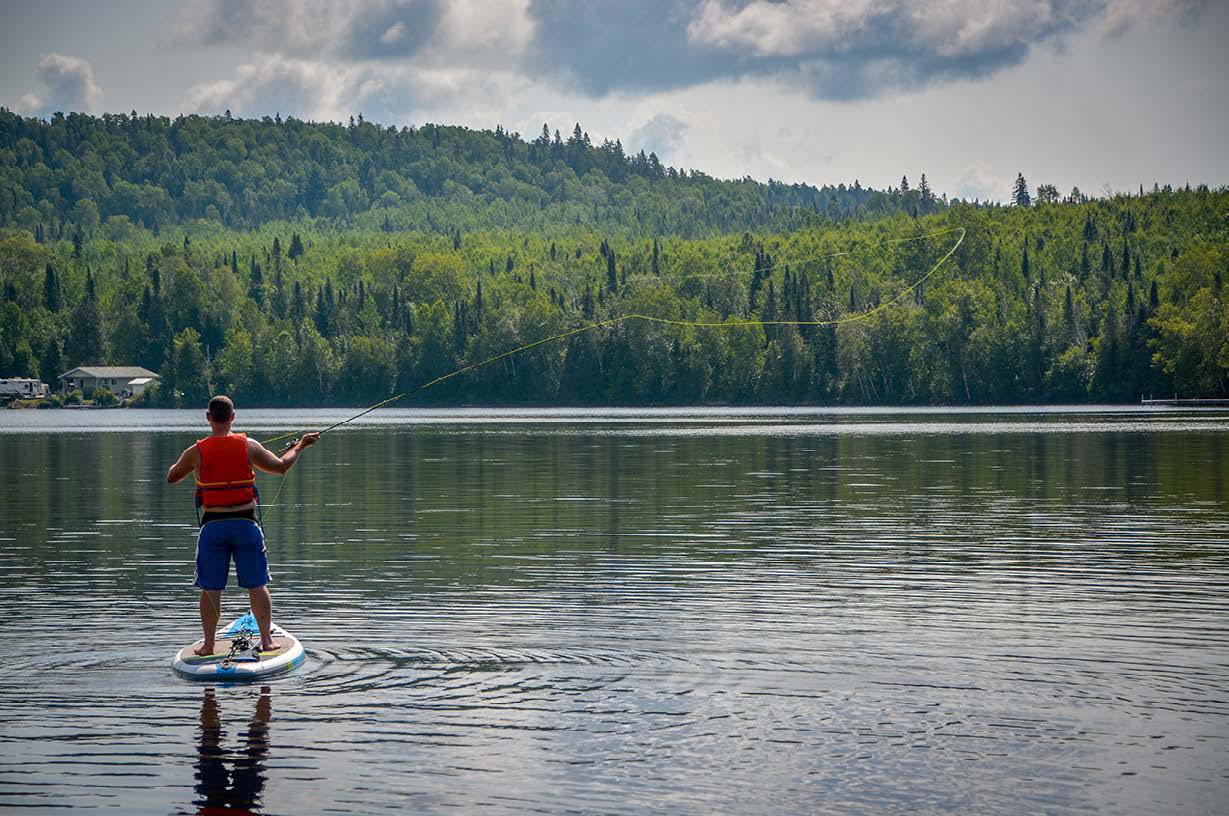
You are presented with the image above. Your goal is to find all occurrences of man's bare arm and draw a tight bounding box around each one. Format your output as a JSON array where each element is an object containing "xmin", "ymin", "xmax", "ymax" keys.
[
  {"xmin": 167, "ymin": 445, "xmax": 200, "ymax": 484},
  {"xmin": 249, "ymin": 433, "xmax": 320, "ymax": 475}
]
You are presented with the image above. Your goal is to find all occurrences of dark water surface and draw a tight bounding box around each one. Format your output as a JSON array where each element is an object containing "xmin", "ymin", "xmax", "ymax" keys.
[{"xmin": 1, "ymin": 407, "xmax": 1227, "ymax": 814}]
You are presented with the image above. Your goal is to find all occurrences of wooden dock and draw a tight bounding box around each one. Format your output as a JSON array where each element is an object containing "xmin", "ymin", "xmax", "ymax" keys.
[{"xmin": 1141, "ymin": 398, "xmax": 1229, "ymax": 407}]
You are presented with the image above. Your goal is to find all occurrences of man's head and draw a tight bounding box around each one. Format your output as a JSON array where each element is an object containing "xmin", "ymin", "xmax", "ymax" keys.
[{"xmin": 207, "ymin": 395, "xmax": 234, "ymax": 429}]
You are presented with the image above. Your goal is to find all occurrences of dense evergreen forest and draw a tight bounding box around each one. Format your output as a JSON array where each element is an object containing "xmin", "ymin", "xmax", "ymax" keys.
[
  {"xmin": 0, "ymin": 110, "xmax": 1226, "ymax": 406},
  {"xmin": 0, "ymin": 109, "xmax": 935, "ymax": 236}
]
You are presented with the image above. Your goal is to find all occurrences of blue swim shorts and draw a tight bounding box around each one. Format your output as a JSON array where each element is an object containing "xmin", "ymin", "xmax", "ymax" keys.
[{"xmin": 194, "ymin": 519, "xmax": 271, "ymax": 590}]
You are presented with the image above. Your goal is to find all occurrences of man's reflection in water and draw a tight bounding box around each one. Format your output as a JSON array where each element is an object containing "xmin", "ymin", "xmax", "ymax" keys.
[{"xmin": 194, "ymin": 686, "xmax": 271, "ymax": 815}]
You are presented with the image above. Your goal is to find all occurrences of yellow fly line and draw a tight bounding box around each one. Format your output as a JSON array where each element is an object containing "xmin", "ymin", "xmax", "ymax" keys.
[{"xmin": 260, "ymin": 224, "xmax": 966, "ymax": 455}]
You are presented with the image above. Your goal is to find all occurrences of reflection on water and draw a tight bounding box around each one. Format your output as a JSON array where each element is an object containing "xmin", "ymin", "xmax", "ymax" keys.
[
  {"xmin": 0, "ymin": 408, "xmax": 1227, "ymax": 814},
  {"xmin": 190, "ymin": 688, "xmax": 270, "ymax": 816}
]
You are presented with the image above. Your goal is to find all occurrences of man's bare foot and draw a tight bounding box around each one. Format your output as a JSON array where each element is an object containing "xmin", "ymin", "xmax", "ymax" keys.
[
  {"xmin": 194, "ymin": 642, "xmax": 216, "ymax": 656},
  {"xmin": 259, "ymin": 639, "xmax": 280, "ymax": 652}
]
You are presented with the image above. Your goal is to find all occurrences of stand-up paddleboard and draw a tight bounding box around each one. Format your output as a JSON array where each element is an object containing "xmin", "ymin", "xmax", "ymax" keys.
[{"xmin": 171, "ymin": 612, "xmax": 305, "ymax": 680}]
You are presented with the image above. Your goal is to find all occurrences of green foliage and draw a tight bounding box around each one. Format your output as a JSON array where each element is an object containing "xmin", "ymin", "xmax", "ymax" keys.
[
  {"xmin": 0, "ymin": 115, "xmax": 1224, "ymax": 405},
  {"xmin": 0, "ymin": 110, "xmax": 926, "ymax": 237},
  {"xmin": 1148, "ymin": 244, "xmax": 1228, "ymax": 395},
  {"xmin": 92, "ymin": 386, "xmax": 119, "ymax": 407}
]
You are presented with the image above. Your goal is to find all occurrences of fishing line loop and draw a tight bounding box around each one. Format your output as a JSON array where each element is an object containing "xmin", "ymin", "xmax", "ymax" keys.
[{"xmin": 256, "ymin": 225, "xmax": 965, "ymax": 512}]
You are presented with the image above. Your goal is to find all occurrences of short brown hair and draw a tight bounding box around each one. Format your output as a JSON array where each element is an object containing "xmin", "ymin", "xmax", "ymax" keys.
[{"xmin": 207, "ymin": 395, "xmax": 234, "ymax": 422}]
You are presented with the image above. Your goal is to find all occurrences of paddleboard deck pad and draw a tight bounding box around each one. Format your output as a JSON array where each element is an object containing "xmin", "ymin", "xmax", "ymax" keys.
[{"xmin": 171, "ymin": 612, "xmax": 304, "ymax": 680}]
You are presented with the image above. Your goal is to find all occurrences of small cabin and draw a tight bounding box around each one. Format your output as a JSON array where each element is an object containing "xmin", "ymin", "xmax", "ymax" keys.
[
  {"xmin": 59, "ymin": 366, "xmax": 159, "ymax": 397},
  {"xmin": 0, "ymin": 378, "xmax": 50, "ymax": 399}
]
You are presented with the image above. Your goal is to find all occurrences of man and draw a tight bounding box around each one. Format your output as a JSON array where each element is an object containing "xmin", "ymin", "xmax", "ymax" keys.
[{"xmin": 167, "ymin": 395, "xmax": 319, "ymax": 655}]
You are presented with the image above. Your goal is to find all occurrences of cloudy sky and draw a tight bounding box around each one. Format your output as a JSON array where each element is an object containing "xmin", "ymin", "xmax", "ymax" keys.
[{"xmin": 2, "ymin": 0, "xmax": 1226, "ymax": 201}]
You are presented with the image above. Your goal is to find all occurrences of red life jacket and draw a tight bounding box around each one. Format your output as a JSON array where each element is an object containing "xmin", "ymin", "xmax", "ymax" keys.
[{"xmin": 195, "ymin": 433, "xmax": 256, "ymax": 508}]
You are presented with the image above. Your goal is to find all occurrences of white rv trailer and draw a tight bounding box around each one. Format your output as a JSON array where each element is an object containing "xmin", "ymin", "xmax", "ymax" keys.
[{"xmin": 0, "ymin": 378, "xmax": 50, "ymax": 398}]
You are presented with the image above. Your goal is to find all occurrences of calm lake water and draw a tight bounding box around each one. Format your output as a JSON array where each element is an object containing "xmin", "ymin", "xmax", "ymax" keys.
[{"xmin": 1, "ymin": 406, "xmax": 1227, "ymax": 815}]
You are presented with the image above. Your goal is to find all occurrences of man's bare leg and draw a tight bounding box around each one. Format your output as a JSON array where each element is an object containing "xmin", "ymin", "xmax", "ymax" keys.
[
  {"xmin": 248, "ymin": 586, "xmax": 276, "ymax": 650},
  {"xmin": 197, "ymin": 590, "xmax": 221, "ymax": 655}
]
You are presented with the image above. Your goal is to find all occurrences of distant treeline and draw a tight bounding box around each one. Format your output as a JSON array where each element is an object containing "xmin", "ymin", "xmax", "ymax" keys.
[
  {"xmin": 0, "ymin": 109, "xmax": 960, "ymax": 238},
  {"xmin": 1, "ymin": 180, "xmax": 1225, "ymax": 405}
]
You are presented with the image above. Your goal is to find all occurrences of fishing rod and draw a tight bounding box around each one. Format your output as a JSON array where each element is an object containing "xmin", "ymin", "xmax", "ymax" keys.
[{"xmin": 258, "ymin": 225, "xmax": 966, "ymax": 495}]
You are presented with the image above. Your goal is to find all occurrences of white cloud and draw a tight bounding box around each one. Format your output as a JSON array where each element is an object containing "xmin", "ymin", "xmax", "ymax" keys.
[
  {"xmin": 164, "ymin": 0, "xmax": 1216, "ymax": 110},
  {"xmin": 687, "ymin": 0, "xmax": 1080, "ymax": 58},
  {"xmin": 1099, "ymin": 0, "xmax": 1207, "ymax": 37},
  {"xmin": 15, "ymin": 93, "xmax": 43, "ymax": 115},
  {"xmin": 380, "ymin": 22, "xmax": 407, "ymax": 45},
  {"xmin": 437, "ymin": 0, "xmax": 535, "ymax": 57},
  {"xmin": 171, "ymin": 0, "xmax": 366, "ymax": 54},
  {"xmin": 159, "ymin": 0, "xmax": 1227, "ymax": 199},
  {"xmin": 954, "ymin": 161, "xmax": 1012, "ymax": 203},
  {"xmin": 628, "ymin": 113, "xmax": 689, "ymax": 161},
  {"xmin": 185, "ymin": 57, "xmax": 352, "ymax": 120},
  {"xmin": 171, "ymin": 0, "xmax": 534, "ymax": 64},
  {"xmin": 183, "ymin": 54, "xmax": 533, "ymax": 126},
  {"xmin": 19, "ymin": 53, "xmax": 104, "ymax": 114}
]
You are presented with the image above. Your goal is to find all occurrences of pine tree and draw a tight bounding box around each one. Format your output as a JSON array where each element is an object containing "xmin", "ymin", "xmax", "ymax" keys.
[
  {"xmin": 606, "ymin": 247, "xmax": 617, "ymax": 293},
  {"xmin": 1012, "ymin": 173, "xmax": 1031, "ymax": 206},
  {"xmin": 273, "ymin": 258, "xmax": 286, "ymax": 318},
  {"xmin": 66, "ymin": 270, "xmax": 106, "ymax": 367},
  {"xmin": 582, "ymin": 286, "xmax": 595, "ymax": 320},
  {"xmin": 43, "ymin": 263, "xmax": 61, "ymax": 312},
  {"xmin": 170, "ymin": 328, "xmax": 212, "ymax": 405},
  {"xmin": 1064, "ymin": 286, "xmax": 1076, "ymax": 344},
  {"xmin": 249, "ymin": 258, "xmax": 263, "ymax": 307},
  {"xmin": 314, "ymin": 286, "xmax": 330, "ymax": 336},
  {"xmin": 919, "ymin": 174, "xmax": 933, "ymax": 208},
  {"xmin": 41, "ymin": 338, "xmax": 63, "ymax": 385},
  {"xmin": 749, "ymin": 250, "xmax": 764, "ymax": 309},
  {"xmin": 763, "ymin": 281, "xmax": 777, "ymax": 342}
]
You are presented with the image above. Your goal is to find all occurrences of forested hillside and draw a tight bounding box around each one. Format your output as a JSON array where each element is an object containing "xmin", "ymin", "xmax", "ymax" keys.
[
  {"xmin": 0, "ymin": 109, "xmax": 939, "ymax": 237},
  {"xmin": 0, "ymin": 111, "xmax": 1226, "ymax": 406}
]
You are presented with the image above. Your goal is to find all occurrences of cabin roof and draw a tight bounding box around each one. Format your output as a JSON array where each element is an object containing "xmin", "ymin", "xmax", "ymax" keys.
[{"xmin": 59, "ymin": 366, "xmax": 158, "ymax": 380}]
